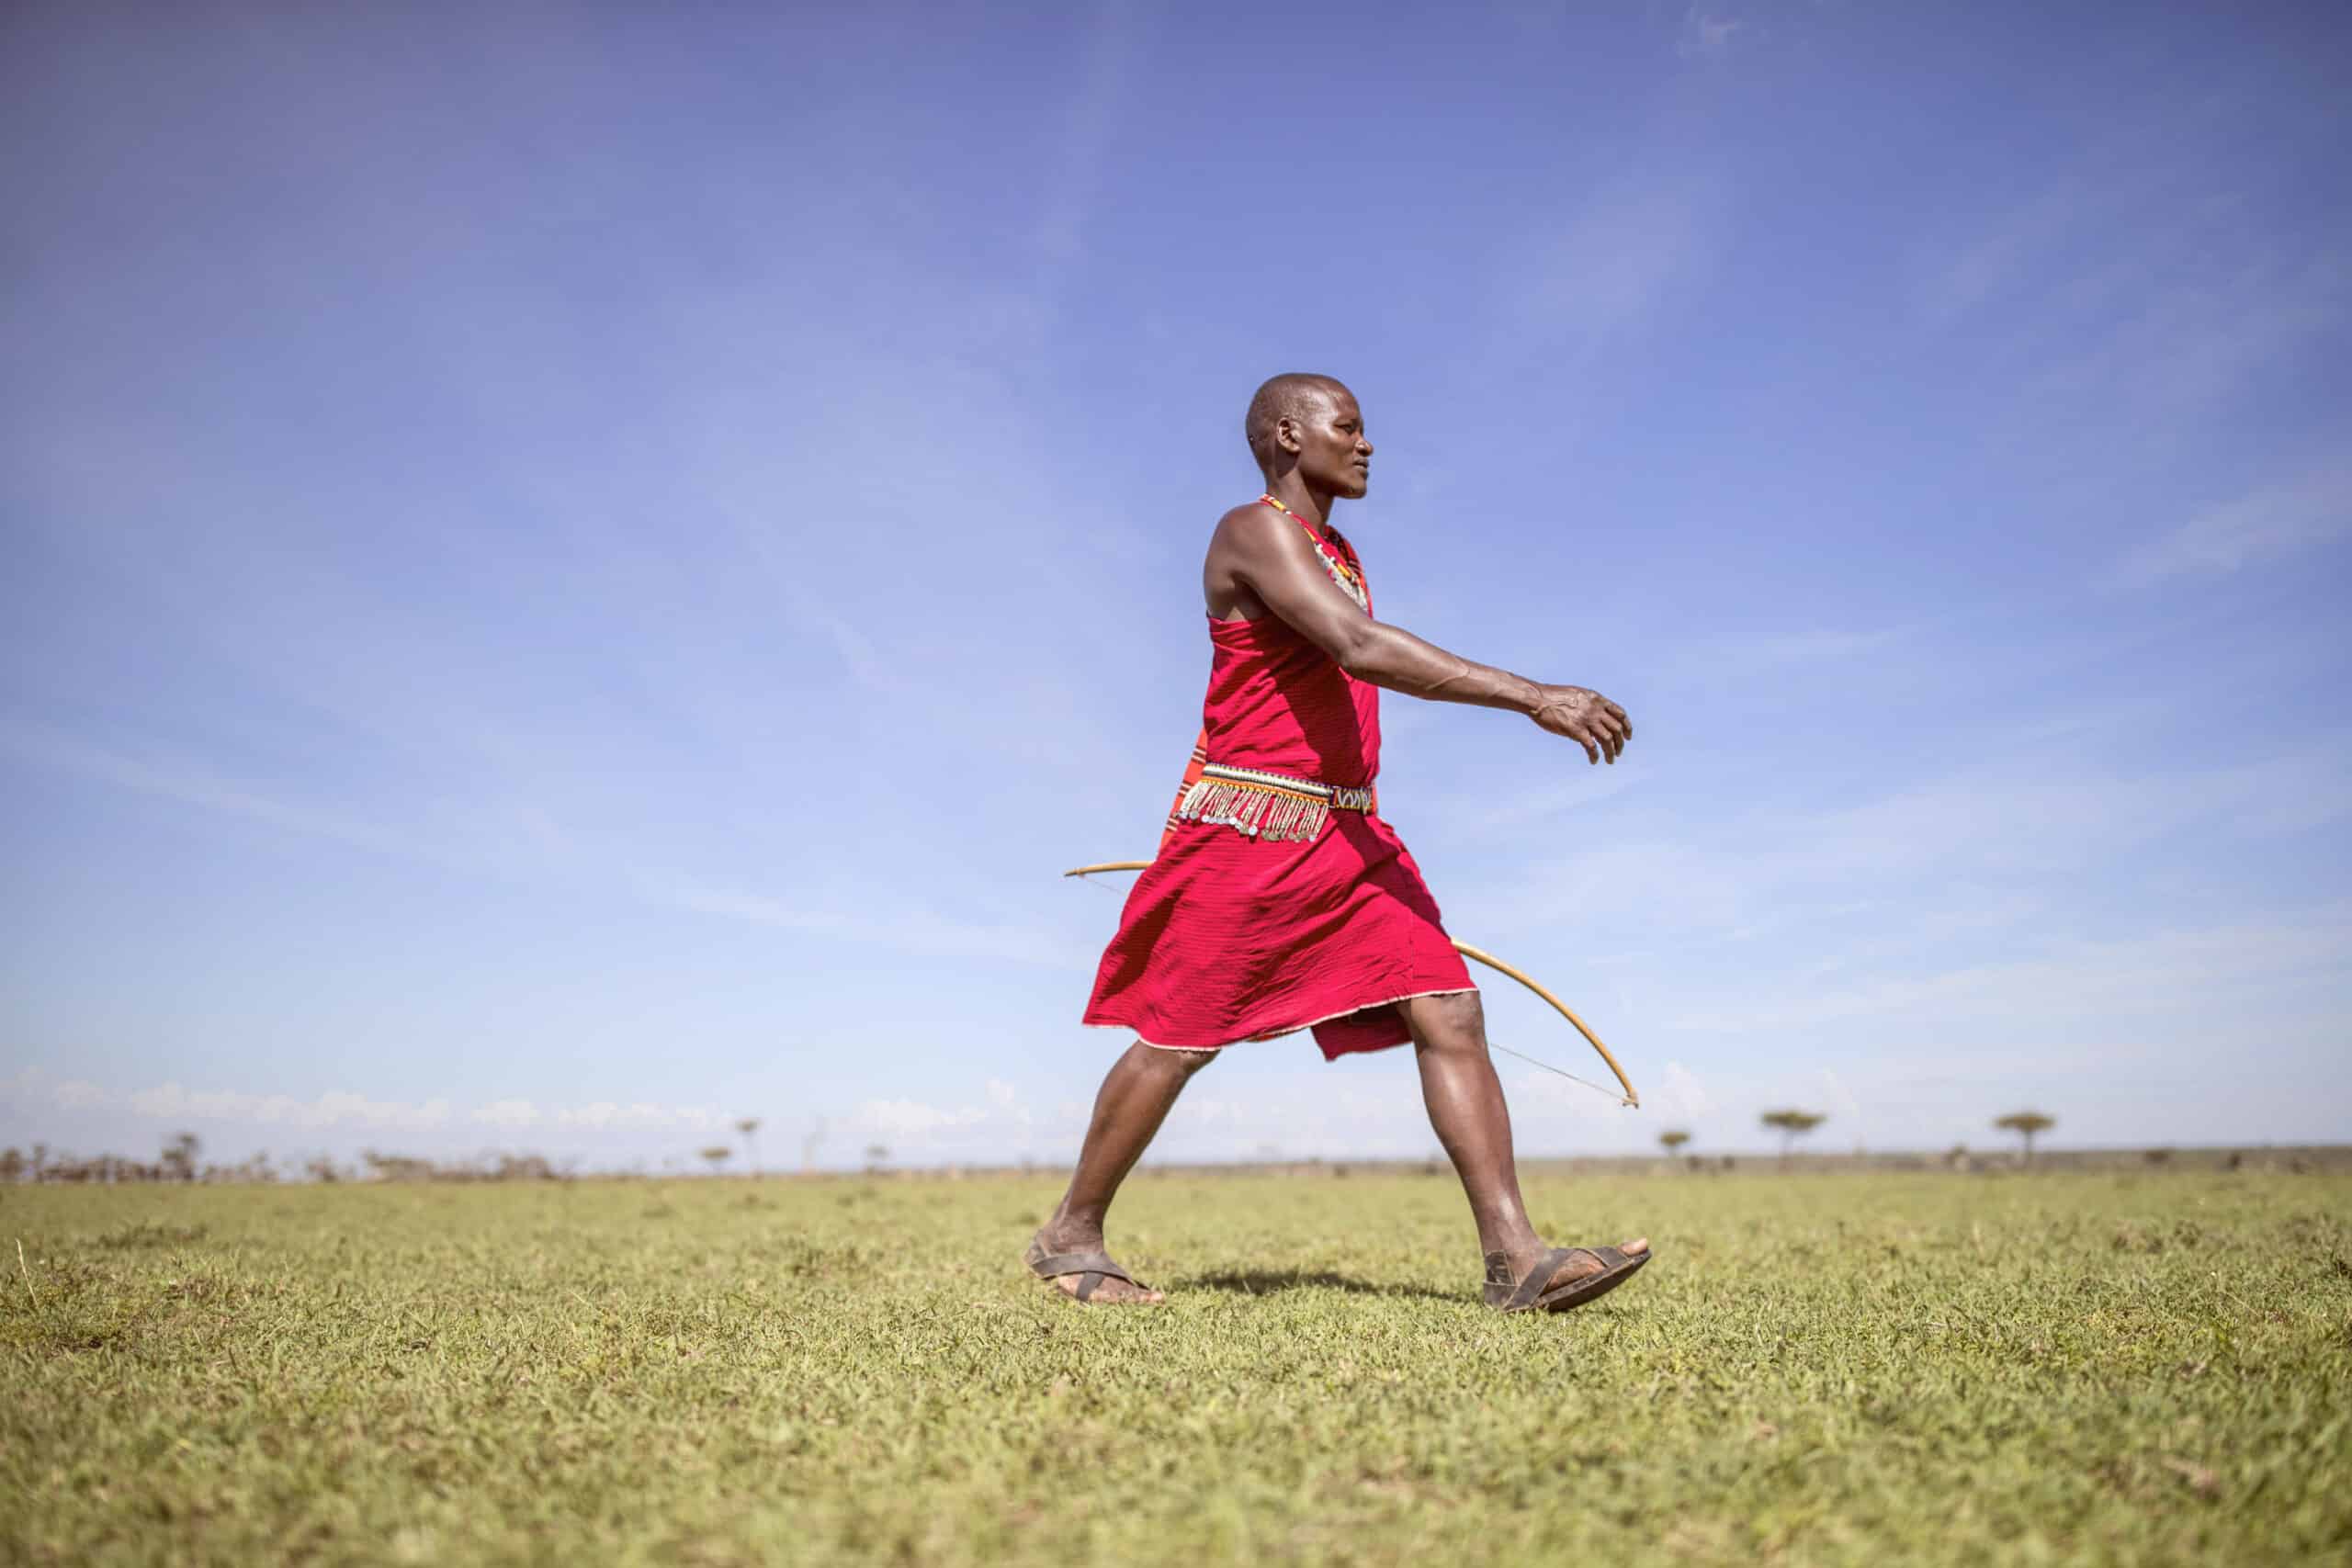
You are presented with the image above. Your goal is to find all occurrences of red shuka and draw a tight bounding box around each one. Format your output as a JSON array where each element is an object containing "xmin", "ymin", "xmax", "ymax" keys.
[{"xmin": 1081, "ymin": 512, "xmax": 1475, "ymax": 1056}]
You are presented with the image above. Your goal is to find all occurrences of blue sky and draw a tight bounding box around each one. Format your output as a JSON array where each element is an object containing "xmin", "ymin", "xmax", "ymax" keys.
[{"xmin": 3, "ymin": 1, "xmax": 2346, "ymax": 1172}]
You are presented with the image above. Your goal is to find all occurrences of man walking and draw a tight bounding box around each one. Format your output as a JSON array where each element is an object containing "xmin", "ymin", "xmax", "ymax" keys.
[{"xmin": 1028, "ymin": 374, "xmax": 1649, "ymax": 1313}]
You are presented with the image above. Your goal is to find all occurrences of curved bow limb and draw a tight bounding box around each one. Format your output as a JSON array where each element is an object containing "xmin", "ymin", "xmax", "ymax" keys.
[
  {"xmin": 1061, "ymin": 861, "xmax": 1639, "ymax": 1108},
  {"xmin": 1447, "ymin": 941, "xmax": 1639, "ymax": 1108}
]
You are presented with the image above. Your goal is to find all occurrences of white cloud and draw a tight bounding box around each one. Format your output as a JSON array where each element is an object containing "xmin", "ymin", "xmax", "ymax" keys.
[
  {"xmin": 1508, "ymin": 1068, "xmax": 1645, "ymax": 1125},
  {"xmin": 1668, "ymin": 911, "xmax": 2352, "ymax": 1034},
  {"xmin": 858, "ymin": 1098, "xmax": 988, "ymax": 1139},
  {"xmin": 1461, "ymin": 744, "xmax": 2349, "ymax": 952},
  {"xmin": 981, "ymin": 1077, "xmax": 1035, "ymax": 1128},
  {"xmin": 1508, "ymin": 177, "xmax": 1719, "ymax": 347},
  {"xmin": 12, "ymin": 1078, "xmax": 741, "ymax": 1139},
  {"xmin": 0, "ymin": 715, "xmax": 1095, "ymax": 976},
  {"xmin": 556, "ymin": 1101, "xmax": 724, "ymax": 1131},
  {"xmin": 1030, "ymin": 0, "xmax": 1137, "ymax": 276},
  {"xmin": 652, "ymin": 879, "xmax": 1090, "ymax": 969},
  {"xmin": 119, "ymin": 1083, "xmax": 452, "ymax": 1130},
  {"xmin": 1678, "ymin": 6, "xmax": 1743, "ymax": 61},
  {"xmin": 1817, "ymin": 1067, "xmax": 1861, "ymax": 1122},
  {"xmin": 2118, "ymin": 461, "xmax": 2352, "ymax": 585},
  {"xmin": 1649, "ymin": 1061, "xmax": 1714, "ymax": 1122},
  {"xmin": 1917, "ymin": 187, "xmax": 2079, "ymax": 325},
  {"xmin": 0, "ymin": 720, "xmax": 443, "ymax": 866},
  {"xmin": 53, "ymin": 1079, "xmax": 112, "ymax": 1111},
  {"xmin": 1928, "ymin": 163, "xmax": 2342, "ymax": 416},
  {"xmin": 1428, "ymin": 760, "xmax": 1650, "ymax": 841}
]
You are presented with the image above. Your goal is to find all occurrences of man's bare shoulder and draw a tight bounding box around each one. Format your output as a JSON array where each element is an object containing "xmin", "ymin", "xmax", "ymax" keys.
[
  {"xmin": 1204, "ymin": 501, "xmax": 1310, "ymax": 618},
  {"xmin": 1207, "ymin": 501, "xmax": 1294, "ymax": 554}
]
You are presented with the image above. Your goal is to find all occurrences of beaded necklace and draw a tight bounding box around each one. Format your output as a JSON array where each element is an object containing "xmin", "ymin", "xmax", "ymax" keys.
[{"xmin": 1257, "ymin": 493, "xmax": 1366, "ymax": 606}]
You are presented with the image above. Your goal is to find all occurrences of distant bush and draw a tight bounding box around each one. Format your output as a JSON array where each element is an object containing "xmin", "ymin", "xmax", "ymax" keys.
[{"xmin": 5, "ymin": 1142, "xmax": 571, "ymax": 1183}]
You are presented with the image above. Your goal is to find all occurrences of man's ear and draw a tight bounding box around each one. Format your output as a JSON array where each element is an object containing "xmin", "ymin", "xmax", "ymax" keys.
[{"xmin": 1276, "ymin": 416, "xmax": 1303, "ymax": 454}]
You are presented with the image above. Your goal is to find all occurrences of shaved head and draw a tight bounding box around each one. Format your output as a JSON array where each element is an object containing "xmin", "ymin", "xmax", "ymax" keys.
[{"xmin": 1245, "ymin": 373, "xmax": 1351, "ymax": 469}]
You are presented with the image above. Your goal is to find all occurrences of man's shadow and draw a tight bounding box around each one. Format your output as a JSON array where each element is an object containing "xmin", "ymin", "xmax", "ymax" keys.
[{"xmin": 1182, "ymin": 1268, "xmax": 1459, "ymax": 1303}]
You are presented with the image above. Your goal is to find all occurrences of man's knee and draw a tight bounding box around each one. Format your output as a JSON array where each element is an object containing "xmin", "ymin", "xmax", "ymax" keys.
[
  {"xmin": 1144, "ymin": 1043, "xmax": 1221, "ymax": 1076},
  {"xmin": 1405, "ymin": 991, "xmax": 1487, "ymax": 1055}
]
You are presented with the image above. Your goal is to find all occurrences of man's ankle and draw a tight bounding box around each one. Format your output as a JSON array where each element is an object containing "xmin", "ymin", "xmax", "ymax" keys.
[
  {"xmin": 1042, "ymin": 1213, "xmax": 1106, "ymax": 1246},
  {"xmin": 1482, "ymin": 1234, "xmax": 1544, "ymax": 1269}
]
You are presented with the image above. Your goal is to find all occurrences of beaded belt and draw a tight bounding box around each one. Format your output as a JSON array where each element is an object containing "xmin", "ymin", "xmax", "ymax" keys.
[{"xmin": 1172, "ymin": 762, "xmax": 1375, "ymax": 843}]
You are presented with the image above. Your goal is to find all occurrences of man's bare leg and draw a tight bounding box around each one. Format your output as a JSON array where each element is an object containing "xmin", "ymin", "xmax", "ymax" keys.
[
  {"xmin": 1402, "ymin": 990, "xmax": 1647, "ymax": 1292},
  {"xmin": 1033, "ymin": 1041, "xmax": 1218, "ymax": 1303}
]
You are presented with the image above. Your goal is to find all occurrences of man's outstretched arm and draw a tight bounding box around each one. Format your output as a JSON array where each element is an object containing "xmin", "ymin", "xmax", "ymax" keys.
[{"xmin": 1211, "ymin": 508, "xmax": 1632, "ymax": 763}]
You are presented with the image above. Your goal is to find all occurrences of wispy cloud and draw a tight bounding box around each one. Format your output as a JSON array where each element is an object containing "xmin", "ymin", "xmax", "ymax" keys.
[
  {"xmin": 1, "ymin": 1071, "xmax": 456, "ymax": 1132},
  {"xmin": 1427, "ymin": 760, "xmax": 1650, "ymax": 841},
  {"xmin": 857, "ymin": 1098, "xmax": 989, "ymax": 1139},
  {"xmin": 1471, "ymin": 741, "xmax": 2348, "ymax": 942},
  {"xmin": 1508, "ymin": 177, "xmax": 1721, "ymax": 347},
  {"xmin": 1677, "ymin": 6, "xmax": 1744, "ymax": 62},
  {"xmin": 126, "ymin": 1086, "xmax": 455, "ymax": 1131},
  {"xmin": 53, "ymin": 1079, "xmax": 111, "ymax": 1111},
  {"xmin": 651, "ymin": 881, "xmax": 1090, "ymax": 969},
  {"xmin": 475, "ymin": 1100, "xmax": 735, "ymax": 1134},
  {"xmin": 1917, "ymin": 187, "xmax": 2080, "ymax": 326},
  {"xmin": 2117, "ymin": 460, "xmax": 2352, "ymax": 585},
  {"xmin": 849, "ymin": 1079, "xmax": 1059, "ymax": 1155},
  {"xmin": 1668, "ymin": 909, "xmax": 2351, "ymax": 1033},
  {"xmin": 1031, "ymin": 0, "xmax": 1139, "ymax": 276},
  {"xmin": 0, "ymin": 720, "xmax": 443, "ymax": 866},
  {"xmin": 0, "ymin": 716, "xmax": 1091, "ymax": 971},
  {"xmin": 547, "ymin": 1101, "xmax": 729, "ymax": 1132},
  {"xmin": 1649, "ymin": 1061, "xmax": 1715, "ymax": 1122},
  {"xmin": 1, "ymin": 1071, "xmax": 731, "ymax": 1136},
  {"xmin": 1917, "ymin": 132, "xmax": 2346, "ymax": 420}
]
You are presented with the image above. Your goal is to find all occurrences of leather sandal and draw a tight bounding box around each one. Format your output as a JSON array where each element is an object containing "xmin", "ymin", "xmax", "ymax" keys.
[
  {"xmin": 1023, "ymin": 1235, "xmax": 1155, "ymax": 1304},
  {"xmin": 1484, "ymin": 1245, "xmax": 1651, "ymax": 1313}
]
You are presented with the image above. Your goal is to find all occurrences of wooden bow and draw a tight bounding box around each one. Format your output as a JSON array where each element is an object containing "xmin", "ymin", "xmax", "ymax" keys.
[{"xmin": 1062, "ymin": 861, "xmax": 1639, "ymax": 1108}]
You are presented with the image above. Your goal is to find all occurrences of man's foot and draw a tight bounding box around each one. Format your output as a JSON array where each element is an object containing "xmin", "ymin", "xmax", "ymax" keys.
[
  {"xmin": 1485, "ymin": 1236, "xmax": 1651, "ymax": 1314},
  {"xmin": 1023, "ymin": 1224, "xmax": 1165, "ymax": 1305}
]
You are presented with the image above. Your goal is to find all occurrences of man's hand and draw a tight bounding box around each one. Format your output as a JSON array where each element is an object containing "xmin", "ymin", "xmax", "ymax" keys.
[{"xmin": 1530, "ymin": 685, "xmax": 1633, "ymax": 764}]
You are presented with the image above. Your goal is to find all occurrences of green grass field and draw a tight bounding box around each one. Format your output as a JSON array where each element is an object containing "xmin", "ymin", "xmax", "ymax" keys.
[{"xmin": 6, "ymin": 1166, "xmax": 2347, "ymax": 1565}]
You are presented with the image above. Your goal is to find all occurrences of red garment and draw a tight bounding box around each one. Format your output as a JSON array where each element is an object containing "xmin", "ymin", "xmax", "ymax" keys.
[{"xmin": 1082, "ymin": 515, "xmax": 1474, "ymax": 1056}]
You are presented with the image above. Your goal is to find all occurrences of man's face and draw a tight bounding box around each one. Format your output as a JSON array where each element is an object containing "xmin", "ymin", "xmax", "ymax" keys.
[{"xmin": 1285, "ymin": 386, "xmax": 1374, "ymax": 498}]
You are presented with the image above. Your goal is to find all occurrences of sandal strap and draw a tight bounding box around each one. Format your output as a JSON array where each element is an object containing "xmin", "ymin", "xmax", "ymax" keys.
[
  {"xmin": 1485, "ymin": 1247, "xmax": 1581, "ymax": 1313},
  {"xmin": 1026, "ymin": 1243, "xmax": 1135, "ymax": 1286},
  {"xmin": 1482, "ymin": 1242, "xmax": 1654, "ymax": 1313}
]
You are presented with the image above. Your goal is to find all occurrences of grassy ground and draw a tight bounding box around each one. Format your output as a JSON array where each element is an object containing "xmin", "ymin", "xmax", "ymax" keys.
[{"xmin": 5, "ymin": 1167, "xmax": 2346, "ymax": 1566}]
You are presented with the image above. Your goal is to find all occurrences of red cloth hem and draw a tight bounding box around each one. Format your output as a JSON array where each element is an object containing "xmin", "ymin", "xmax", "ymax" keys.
[
  {"xmin": 1084, "ymin": 983, "xmax": 1477, "ymax": 1061},
  {"xmin": 1090, "ymin": 983, "xmax": 1479, "ymax": 1057}
]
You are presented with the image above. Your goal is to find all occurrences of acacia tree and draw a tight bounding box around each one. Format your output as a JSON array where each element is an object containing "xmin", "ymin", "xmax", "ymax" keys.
[
  {"xmin": 735, "ymin": 1117, "xmax": 763, "ymax": 1175},
  {"xmin": 161, "ymin": 1132, "xmax": 201, "ymax": 1182},
  {"xmin": 698, "ymin": 1145, "xmax": 732, "ymax": 1175},
  {"xmin": 1760, "ymin": 1110, "xmax": 1826, "ymax": 1165},
  {"xmin": 1658, "ymin": 1130, "xmax": 1691, "ymax": 1159},
  {"xmin": 1994, "ymin": 1111, "xmax": 2055, "ymax": 1166}
]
